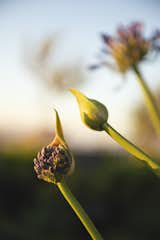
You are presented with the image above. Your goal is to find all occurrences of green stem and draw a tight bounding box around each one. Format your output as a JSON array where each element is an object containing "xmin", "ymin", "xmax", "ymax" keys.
[
  {"xmin": 103, "ymin": 122, "xmax": 160, "ymax": 171},
  {"xmin": 57, "ymin": 179, "xmax": 103, "ymax": 240},
  {"xmin": 133, "ymin": 65, "xmax": 160, "ymax": 136}
]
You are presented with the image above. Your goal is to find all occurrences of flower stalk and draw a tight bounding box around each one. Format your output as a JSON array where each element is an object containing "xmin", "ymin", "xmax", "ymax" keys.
[
  {"xmin": 133, "ymin": 65, "xmax": 160, "ymax": 136},
  {"xmin": 103, "ymin": 122, "xmax": 160, "ymax": 172},
  {"xmin": 57, "ymin": 179, "xmax": 103, "ymax": 240}
]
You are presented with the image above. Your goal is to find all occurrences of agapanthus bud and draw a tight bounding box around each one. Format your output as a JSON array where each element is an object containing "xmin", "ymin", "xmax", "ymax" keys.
[
  {"xmin": 33, "ymin": 110, "xmax": 75, "ymax": 184},
  {"xmin": 70, "ymin": 88, "xmax": 108, "ymax": 131}
]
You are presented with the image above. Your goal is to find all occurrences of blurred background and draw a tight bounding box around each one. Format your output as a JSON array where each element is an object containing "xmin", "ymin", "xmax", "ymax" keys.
[{"xmin": 0, "ymin": 0, "xmax": 160, "ymax": 239}]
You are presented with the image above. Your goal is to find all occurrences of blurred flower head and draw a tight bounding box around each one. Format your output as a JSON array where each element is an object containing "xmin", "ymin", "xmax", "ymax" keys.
[
  {"xmin": 92, "ymin": 22, "xmax": 160, "ymax": 73},
  {"xmin": 26, "ymin": 35, "xmax": 86, "ymax": 92},
  {"xmin": 33, "ymin": 110, "xmax": 75, "ymax": 184}
]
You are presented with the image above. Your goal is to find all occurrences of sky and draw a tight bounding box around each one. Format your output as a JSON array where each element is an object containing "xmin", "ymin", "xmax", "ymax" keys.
[{"xmin": 0, "ymin": 0, "xmax": 160, "ymax": 150}]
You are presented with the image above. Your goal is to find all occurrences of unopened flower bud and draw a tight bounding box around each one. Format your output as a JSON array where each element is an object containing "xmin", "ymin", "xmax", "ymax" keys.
[
  {"xmin": 33, "ymin": 110, "xmax": 75, "ymax": 184},
  {"xmin": 70, "ymin": 88, "xmax": 108, "ymax": 131}
]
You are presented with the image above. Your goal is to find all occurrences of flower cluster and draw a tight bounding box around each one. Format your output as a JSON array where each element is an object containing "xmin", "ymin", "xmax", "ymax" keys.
[
  {"xmin": 96, "ymin": 22, "xmax": 160, "ymax": 73},
  {"xmin": 34, "ymin": 144, "xmax": 72, "ymax": 184}
]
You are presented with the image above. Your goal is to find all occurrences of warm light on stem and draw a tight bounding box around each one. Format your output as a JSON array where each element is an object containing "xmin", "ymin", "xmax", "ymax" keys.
[
  {"xmin": 133, "ymin": 65, "xmax": 160, "ymax": 136},
  {"xmin": 103, "ymin": 122, "xmax": 160, "ymax": 172},
  {"xmin": 57, "ymin": 180, "xmax": 103, "ymax": 240}
]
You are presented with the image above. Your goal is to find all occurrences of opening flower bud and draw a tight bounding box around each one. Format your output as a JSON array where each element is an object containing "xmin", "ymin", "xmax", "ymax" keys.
[
  {"xmin": 34, "ymin": 144, "xmax": 73, "ymax": 183},
  {"xmin": 33, "ymin": 110, "xmax": 75, "ymax": 184},
  {"xmin": 70, "ymin": 88, "xmax": 108, "ymax": 131}
]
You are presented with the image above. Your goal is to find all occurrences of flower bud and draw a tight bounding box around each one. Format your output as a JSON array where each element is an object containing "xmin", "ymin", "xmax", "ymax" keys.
[
  {"xmin": 33, "ymin": 110, "xmax": 75, "ymax": 184},
  {"xmin": 70, "ymin": 88, "xmax": 108, "ymax": 131}
]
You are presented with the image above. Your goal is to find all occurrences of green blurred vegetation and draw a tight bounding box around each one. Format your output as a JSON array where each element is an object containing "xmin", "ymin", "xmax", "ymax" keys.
[
  {"xmin": 1, "ymin": 148, "xmax": 160, "ymax": 240},
  {"xmin": 131, "ymin": 88, "xmax": 160, "ymax": 156}
]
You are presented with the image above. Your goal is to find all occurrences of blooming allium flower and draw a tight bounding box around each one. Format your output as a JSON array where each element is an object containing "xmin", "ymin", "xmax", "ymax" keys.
[{"xmin": 96, "ymin": 22, "xmax": 160, "ymax": 73}]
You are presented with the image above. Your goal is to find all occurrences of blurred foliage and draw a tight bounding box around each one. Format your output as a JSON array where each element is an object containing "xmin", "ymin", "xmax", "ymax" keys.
[
  {"xmin": 26, "ymin": 35, "xmax": 86, "ymax": 91},
  {"xmin": 0, "ymin": 149, "xmax": 160, "ymax": 240},
  {"xmin": 131, "ymin": 88, "xmax": 160, "ymax": 156}
]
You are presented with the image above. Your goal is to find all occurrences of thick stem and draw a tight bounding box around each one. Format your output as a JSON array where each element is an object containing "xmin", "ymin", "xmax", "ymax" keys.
[
  {"xmin": 103, "ymin": 122, "xmax": 160, "ymax": 171},
  {"xmin": 133, "ymin": 65, "xmax": 160, "ymax": 136},
  {"xmin": 57, "ymin": 180, "xmax": 103, "ymax": 240}
]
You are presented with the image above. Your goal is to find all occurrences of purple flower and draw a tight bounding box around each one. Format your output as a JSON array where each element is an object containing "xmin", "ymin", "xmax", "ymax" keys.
[
  {"xmin": 96, "ymin": 22, "xmax": 160, "ymax": 73},
  {"xmin": 34, "ymin": 145, "xmax": 72, "ymax": 183}
]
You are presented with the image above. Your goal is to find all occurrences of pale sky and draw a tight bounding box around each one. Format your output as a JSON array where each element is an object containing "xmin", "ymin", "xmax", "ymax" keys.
[{"xmin": 0, "ymin": 0, "xmax": 160, "ymax": 149}]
